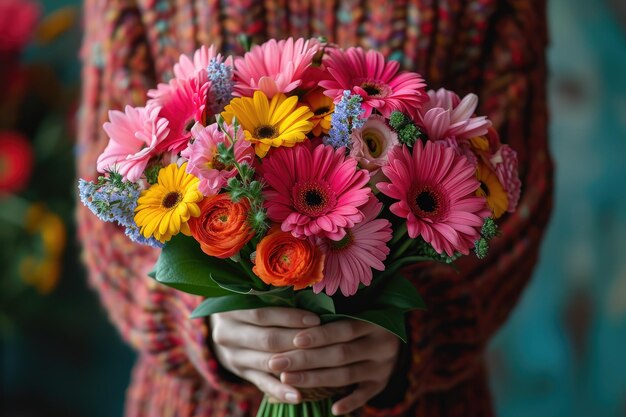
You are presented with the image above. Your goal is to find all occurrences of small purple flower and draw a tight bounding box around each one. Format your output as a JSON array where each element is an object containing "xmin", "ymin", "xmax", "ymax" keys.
[{"xmin": 325, "ymin": 90, "xmax": 365, "ymax": 149}]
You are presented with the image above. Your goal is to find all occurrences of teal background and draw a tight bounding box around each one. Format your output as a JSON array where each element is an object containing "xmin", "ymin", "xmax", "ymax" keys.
[
  {"xmin": 2, "ymin": 0, "xmax": 625, "ymax": 416},
  {"xmin": 489, "ymin": 1, "xmax": 626, "ymax": 416}
]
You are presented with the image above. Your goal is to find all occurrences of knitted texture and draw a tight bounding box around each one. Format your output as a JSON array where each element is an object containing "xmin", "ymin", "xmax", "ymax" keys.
[{"xmin": 76, "ymin": 0, "xmax": 552, "ymax": 416}]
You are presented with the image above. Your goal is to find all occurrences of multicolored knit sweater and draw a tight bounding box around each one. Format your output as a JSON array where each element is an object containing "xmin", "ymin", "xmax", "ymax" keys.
[{"xmin": 76, "ymin": 1, "xmax": 552, "ymax": 416}]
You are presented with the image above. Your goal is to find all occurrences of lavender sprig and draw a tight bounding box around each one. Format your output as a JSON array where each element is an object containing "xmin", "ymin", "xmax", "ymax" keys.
[
  {"xmin": 78, "ymin": 173, "xmax": 163, "ymax": 248},
  {"xmin": 207, "ymin": 58, "xmax": 235, "ymax": 114},
  {"xmin": 325, "ymin": 90, "xmax": 365, "ymax": 149}
]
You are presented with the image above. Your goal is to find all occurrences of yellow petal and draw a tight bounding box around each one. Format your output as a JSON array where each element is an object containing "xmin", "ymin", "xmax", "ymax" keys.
[
  {"xmin": 180, "ymin": 222, "xmax": 192, "ymax": 236},
  {"xmin": 270, "ymin": 95, "xmax": 299, "ymax": 126}
]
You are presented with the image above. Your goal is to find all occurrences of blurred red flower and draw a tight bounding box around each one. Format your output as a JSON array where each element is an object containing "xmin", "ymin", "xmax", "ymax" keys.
[
  {"xmin": 0, "ymin": 130, "xmax": 34, "ymax": 194},
  {"xmin": 0, "ymin": 0, "xmax": 41, "ymax": 53}
]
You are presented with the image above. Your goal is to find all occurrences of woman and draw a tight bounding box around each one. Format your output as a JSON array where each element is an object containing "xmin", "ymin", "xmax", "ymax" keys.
[{"xmin": 77, "ymin": 1, "xmax": 552, "ymax": 416}]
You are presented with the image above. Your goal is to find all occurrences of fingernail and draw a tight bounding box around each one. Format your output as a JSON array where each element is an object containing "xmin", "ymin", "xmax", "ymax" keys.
[
  {"xmin": 285, "ymin": 392, "xmax": 299, "ymax": 403},
  {"xmin": 293, "ymin": 334, "xmax": 312, "ymax": 348},
  {"xmin": 302, "ymin": 315, "xmax": 320, "ymax": 326},
  {"xmin": 269, "ymin": 357, "xmax": 290, "ymax": 371}
]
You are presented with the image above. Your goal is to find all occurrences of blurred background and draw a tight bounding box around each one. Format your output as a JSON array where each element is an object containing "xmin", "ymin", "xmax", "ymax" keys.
[{"xmin": 0, "ymin": 0, "xmax": 625, "ymax": 416}]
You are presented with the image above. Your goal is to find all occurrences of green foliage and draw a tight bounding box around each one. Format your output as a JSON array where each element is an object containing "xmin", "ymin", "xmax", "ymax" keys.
[
  {"xmin": 481, "ymin": 217, "xmax": 499, "ymax": 240},
  {"xmin": 191, "ymin": 293, "xmax": 288, "ymax": 318},
  {"xmin": 388, "ymin": 111, "xmax": 425, "ymax": 146},
  {"xmin": 472, "ymin": 217, "xmax": 500, "ymax": 259},
  {"xmin": 143, "ymin": 164, "xmax": 161, "ymax": 185},
  {"xmin": 216, "ymin": 119, "xmax": 269, "ymax": 235},
  {"xmin": 389, "ymin": 111, "xmax": 407, "ymax": 129},
  {"xmin": 237, "ymin": 34, "xmax": 253, "ymax": 52},
  {"xmin": 151, "ymin": 235, "xmax": 241, "ymax": 298},
  {"xmin": 153, "ymin": 234, "xmax": 424, "ymax": 343},
  {"xmin": 474, "ymin": 237, "xmax": 489, "ymax": 259},
  {"xmin": 216, "ymin": 142, "xmax": 236, "ymax": 167},
  {"xmin": 415, "ymin": 238, "xmax": 462, "ymax": 264}
]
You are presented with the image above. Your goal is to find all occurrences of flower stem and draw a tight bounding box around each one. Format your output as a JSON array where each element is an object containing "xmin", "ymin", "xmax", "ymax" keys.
[
  {"xmin": 390, "ymin": 235, "xmax": 415, "ymax": 261},
  {"xmin": 390, "ymin": 222, "xmax": 407, "ymax": 246},
  {"xmin": 256, "ymin": 397, "xmax": 343, "ymax": 417}
]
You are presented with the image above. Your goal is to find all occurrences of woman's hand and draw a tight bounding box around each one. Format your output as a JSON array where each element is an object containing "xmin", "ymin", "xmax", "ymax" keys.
[
  {"xmin": 268, "ymin": 320, "xmax": 401, "ymax": 415},
  {"xmin": 210, "ymin": 307, "xmax": 321, "ymax": 403}
]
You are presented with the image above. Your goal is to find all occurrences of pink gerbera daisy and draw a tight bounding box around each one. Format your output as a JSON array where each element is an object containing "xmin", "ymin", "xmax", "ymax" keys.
[
  {"xmin": 261, "ymin": 143, "xmax": 371, "ymax": 241},
  {"xmin": 181, "ymin": 122, "xmax": 255, "ymax": 196},
  {"xmin": 97, "ymin": 105, "xmax": 169, "ymax": 182},
  {"xmin": 147, "ymin": 77, "xmax": 209, "ymax": 154},
  {"xmin": 313, "ymin": 197, "xmax": 392, "ymax": 296},
  {"xmin": 377, "ymin": 142, "xmax": 490, "ymax": 256},
  {"xmin": 173, "ymin": 45, "xmax": 223, "ymax": 81},
  {"xmin": 319, "ymin": 47, "xmax": 427, "ymax": 118},
  {"xmin": 490, "ymin": 144, "xmax": 521, "ymax": 213},
  {"xmin": 418, "ymin": 88, "xmax": 491, "ymax": 141},
  {"xmin": 234, "ymin": 37, "xmax": 320, "ymax": 98}
]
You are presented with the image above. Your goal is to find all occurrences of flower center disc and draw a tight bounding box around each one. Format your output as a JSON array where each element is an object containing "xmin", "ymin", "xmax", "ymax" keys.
[
  {"xmin": 357, "ymin": 79, "xmax": 391, "ymax": 98},
  {"xmin": 408, "ymin": 184, "xmax": 448, "ymax": 221},
  {"xmin": 184, "ymin": 119, "xmax": 195, "ymax": 132},
  {"xmin": 478, "ymin": 181, "xmax": 490, "ymax": 197},
  {"xmin": 313, "ymin": 106, "xmax": 331, "ymax": 116},
  {"xmin": 162, "ymin": 191, "xmax": 182, "ymax": 209},
  {"xmin": 362, "ymin": 83, "xmax": 381, "ymax": 96},
  {"xmin": 292, "ymin": 180, "xmax": 337, "ymax": 217},
  {"xmin": 329, "ymin": 230, "xmax": 354, "ymax": 252},
  {"xmin": 210, "ymin": 154, "xmax": 229, "ymax": 171},
  {"xmin": 254, "ymin": 124, "xmax": 278, "ymax": 139},
  {"xmin": 363, "ymin": 131, "xmax": 384, "ymax": 158}
]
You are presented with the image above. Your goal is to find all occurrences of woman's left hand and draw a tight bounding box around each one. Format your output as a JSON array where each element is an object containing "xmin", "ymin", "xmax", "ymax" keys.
[{"xmin": 267, "ymin": 320, "xmax": 401, "ymax": 415}]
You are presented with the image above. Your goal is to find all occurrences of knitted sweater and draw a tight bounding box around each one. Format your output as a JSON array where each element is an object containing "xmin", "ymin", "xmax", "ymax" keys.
[{"xmin": 76, "ymin": 1, "xmax": 552, "ymax": 416}]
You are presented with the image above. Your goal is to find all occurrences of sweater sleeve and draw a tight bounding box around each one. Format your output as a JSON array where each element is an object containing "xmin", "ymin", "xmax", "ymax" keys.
[
  {"xmin": 362, "ymin": 0, "xmax": 553, "ymax": 414},
  {"xmin": 76, "ymin": 0, "xmax": 257, "ymax": 398}
]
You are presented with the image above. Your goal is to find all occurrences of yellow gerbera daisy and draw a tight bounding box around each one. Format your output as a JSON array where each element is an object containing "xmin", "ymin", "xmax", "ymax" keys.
[
  {"xmin": 302, "ymin": 89, "xmax": 334, "ymax": 136},
  {"xmin": 134, "ymin": 163, "xmax": 204, "ymax": 243},
  {"xmin": 221, "ymin": 91, "xmax": 314, "ymax": 158},
  {"xmin": 475, "ymin": 160, "xmax": 508, "ymax": 219}
]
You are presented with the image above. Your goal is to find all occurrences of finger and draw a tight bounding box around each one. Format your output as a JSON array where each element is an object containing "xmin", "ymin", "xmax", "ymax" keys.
[
  {"xmin": 292, "ymin": 320, "xmax": 371, "ymax": 348},
  {"xmin": 222, "ymin": 348, "xmax": 275, "ymax": 374},
  {"xmin": 331, "ymin": 381, "xmax": 382, "ymax": 415},
  {"xmin": 213, "ymin": 322, "xmax": 302, "ymax": 353},
  {"xmin": 242, "ymin": 370, "xmax": 301, "ymax": 404},
  {"xmin": 221, "ymin": 307, "xmax": 320, "ymax": 328},
  {"xmin": 269, "ymin": 336, "xmax": 395, "ymax": 372},
  {"xmin": 280, "ymin": 361, "xmax": 375, "ymax": 388}
]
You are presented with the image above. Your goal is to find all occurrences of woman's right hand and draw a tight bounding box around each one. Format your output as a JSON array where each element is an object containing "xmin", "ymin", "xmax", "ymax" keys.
[{"xmin": 210, "ymin": 307, "xmax": 321, "ymax": 403}]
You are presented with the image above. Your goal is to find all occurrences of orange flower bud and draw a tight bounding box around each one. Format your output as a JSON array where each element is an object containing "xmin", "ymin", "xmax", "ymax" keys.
[
  {"xmin": 253, "ymin": 228, "xmax": 325, "ymax": 290},
  {"xmin": 189, "ymin": 194, "xmax": 254, "ymax": 259}
]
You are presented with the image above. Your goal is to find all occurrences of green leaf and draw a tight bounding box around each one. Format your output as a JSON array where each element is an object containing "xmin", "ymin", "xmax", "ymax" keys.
[
  {"xmin": 295, "ymin": 290, "xmax": 336, "ymax": 315},
  {"xmin": 321, "ymin": 308, "xmax": 410, "ymax": 342},
  {"xmin": 380, "ymin": 256, "xmax": 434, "ymax": 279},
  {"xmin": 190, "ymin": 294, "xmax": 279, "ymax": 318},
  {"xmin": 372, "ymin": 273, "xmax": 425, "ymax": 311},
  {"xmin": 153, "ymin": 235, "xmax": 246, "ymax": 298},
  {"xmin": 318, "ymin": 274, "xmax": 425, "ymax": 343},
  {"xmin": 256, "ymin": 286, "xmax": 295, "ymax": 306},
  {"xmin": 210, "ymin": 270, "xmax": 268, "ymax": 294}
]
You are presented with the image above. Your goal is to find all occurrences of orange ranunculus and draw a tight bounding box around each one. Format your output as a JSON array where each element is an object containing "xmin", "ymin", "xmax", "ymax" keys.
[
  {"xmin": 188, "ymin": 194, "xmax": 254, "ymax": 259},
  {"xmin": 253, "ymin": 228, "xmax": 325, "ymax": 290}
]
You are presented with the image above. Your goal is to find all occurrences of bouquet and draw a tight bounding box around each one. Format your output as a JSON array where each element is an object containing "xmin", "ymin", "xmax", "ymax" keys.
[{"xmin": 79, "ymin": 38, "xmax": 520, "ymax": 416}]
